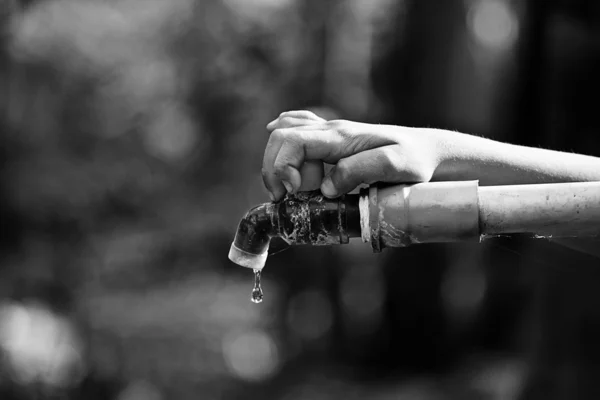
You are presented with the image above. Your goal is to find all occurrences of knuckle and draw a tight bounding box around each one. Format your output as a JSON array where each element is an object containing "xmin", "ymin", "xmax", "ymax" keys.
[
  {"xmin": 261, "ymin": 167, "xmax": 269, "ymax": 180},
  {"xmin": 279, "ymin": 131, "xmax": 302, "ymax": 149},
  {"xmin": 279, "ymin": 116, "xmax": 293, "ymax": 127},
  {"xmin": 281, "ymin": 110, "xmax": 302, "ymax": 119},
  {"xmin": 300, "ymin": 110, "xmax": 317, "ymax": 119},
  {"xmin": 273, "ymin": 160, "xmax": 286, "ymax": 177},
  {"xmin": 327, "ymin": 119, "xmax": 353, "ymax": 139},
  {"xmin": 326, "ymin": 119, "xmax": 344, "ymax": 129},
  {"xmin": 270, "ymin": 128, "xmax": 287, "ymax": 141},
  {"xmin": 287, "ymin": 131, "xmax": 302, "ymax": 144}
]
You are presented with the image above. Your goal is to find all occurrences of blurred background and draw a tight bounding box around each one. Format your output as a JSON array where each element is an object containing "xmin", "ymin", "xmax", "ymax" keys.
[{"xmin": 2, "ymin": 0, "xmax": 600, "ymax": 399}]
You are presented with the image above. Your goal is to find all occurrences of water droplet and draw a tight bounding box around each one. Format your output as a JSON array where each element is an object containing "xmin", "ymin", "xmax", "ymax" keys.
[{"xmin": 251, "ymin": 269, "xmax": 263, "ymax": 304}]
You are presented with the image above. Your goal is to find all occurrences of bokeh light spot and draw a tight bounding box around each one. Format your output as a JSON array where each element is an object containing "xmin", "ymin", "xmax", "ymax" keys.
[
  {"xmin": 468, "ymin": 0, "xmax": 518, "ymax": 50},
  {"xmin": 117, "ymin": 380, "xmax": 163, "ymax": 400},
  {"xmin": 222, "ymin": 329, "xmax": 280, "ymax": 382},
  {"xmin": 0, "ymin": 302, "xmax": 84, "ymax": 389},
  {"xmin": 286, "ymin": 289, "xmax": 333, "ymax": 341},
  {"xmin": 143, "ymin": 104, "xmax": 200, "ymax": 163},
  {"xmin": 442, "ymin": 268, "xmax": 487, "ymax": 318},
  {"xmin": 339, "ymin": 265, "xmax": 384, "ymax": 329}
]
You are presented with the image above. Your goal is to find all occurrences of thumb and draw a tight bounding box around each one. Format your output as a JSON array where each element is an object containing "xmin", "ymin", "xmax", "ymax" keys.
[
  {"xmin": 298, "ymin": 160, "xmax": 324, "ymax": 192},
  {"xmin": 320, "ymin": 145, "xmax": 423, "ymax": 198}
]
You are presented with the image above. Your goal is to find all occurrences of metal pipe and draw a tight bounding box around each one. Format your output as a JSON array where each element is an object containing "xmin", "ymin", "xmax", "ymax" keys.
[
  {"xmin": 228, "ymin": 191, "xmax": 361, "ymax": 270},
  {"xmin": 229, "ymin": 181, "xmax": 600, "ymax": 269}
]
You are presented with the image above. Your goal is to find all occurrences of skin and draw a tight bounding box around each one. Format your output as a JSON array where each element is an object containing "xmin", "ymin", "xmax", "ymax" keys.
[{"xmin": 262, "ymin": 110, "xmax": 600, "ymax": 201}]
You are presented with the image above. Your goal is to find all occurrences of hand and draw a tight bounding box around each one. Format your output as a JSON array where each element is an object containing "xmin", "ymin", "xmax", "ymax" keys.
[{"xmin": 262, "ymin": 110, "xmax": 443, "ymax": 200}]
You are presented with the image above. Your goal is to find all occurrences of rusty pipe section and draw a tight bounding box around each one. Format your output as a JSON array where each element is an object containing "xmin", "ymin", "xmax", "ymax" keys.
[{"xmin": 228, "ymin": 191, "xmax": 361, "ymax": 269}]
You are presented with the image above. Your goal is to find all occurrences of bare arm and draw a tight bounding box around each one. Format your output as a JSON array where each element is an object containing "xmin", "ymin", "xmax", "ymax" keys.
[
  {"xmin": 262, "ymin": 111, "xmax": 600, "ymax": 200},
  {"xmin": 432, "ymin": 130, "xmax": 600, "ymax": 186},
  {"xmin": 262, "ymin": 111, "xmax": 600, "ymax": 257}
]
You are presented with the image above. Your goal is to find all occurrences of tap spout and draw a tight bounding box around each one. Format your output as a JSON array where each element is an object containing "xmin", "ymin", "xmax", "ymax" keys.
[
  {"xmin": 228, "ymin": 191, "xmax": 361, "ymax": 270},
  {"xmin": 228, "ymin": 202, "xmax": 277, "ymax": 270}
]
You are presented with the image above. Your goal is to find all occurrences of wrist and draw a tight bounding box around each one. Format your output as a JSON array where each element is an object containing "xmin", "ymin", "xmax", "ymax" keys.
[{"xmin": 419, "ymin": 128, "xmax": 461, "ymax": 180}]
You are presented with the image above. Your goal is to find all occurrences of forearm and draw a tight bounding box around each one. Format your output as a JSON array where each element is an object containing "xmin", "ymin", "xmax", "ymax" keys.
[{"xmin": 431, "ymin": 130, "xmax": 600, "ymax": 186}]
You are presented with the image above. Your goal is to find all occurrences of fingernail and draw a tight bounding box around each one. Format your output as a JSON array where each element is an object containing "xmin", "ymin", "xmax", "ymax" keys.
[
  {"xmin": 268, "ymin": 192, "xmax": 276, "ymax": 202},
  {"xmin": 321, "ymin": 176, "xmax": 336, "ymax": 197},
  {"xmin": 282, "ymin": 180, "xmax": 293, "ymax": 194}
]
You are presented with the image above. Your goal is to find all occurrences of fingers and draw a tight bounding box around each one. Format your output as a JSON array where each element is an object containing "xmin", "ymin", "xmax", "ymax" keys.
[
  {"xmin": 262, "ymin": 153, "xmax": 323, "ymax": 199},
  {"xmin": 263, "ymin": 111, "xmax": 326, "ymax": 200},
  {"xmin": 271, "ymin": 135, "xmax": 306, "ymax": 193},
  {"xmin": 263, "ymin": 124, "xmax": 400, "ymax": 200},
  {"xmin": 262, "ymin": 133, "xmax": 287, "ymax": 200},
  {"xmin": 267, "ymin": 110, "xmax": 325, "ymax": 131},
  {"xmin": 320, "ymin": 145, "xmax": 430, "ymax": 198},
  {"xmin": 267, "ymin": 128, "xmax": 340, "ymax": 198},
  {"xmin": 263, "ymin": 111, "xmax": 406, "ymax": 201},
  {"xmin": 263, "ymin": 128, "xmax": 328, "ymax": 200}
]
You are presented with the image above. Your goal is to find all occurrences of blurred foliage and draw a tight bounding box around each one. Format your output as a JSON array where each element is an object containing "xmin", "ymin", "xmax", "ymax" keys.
[{"xmin": 0, "ymin": 1, "xmax": 406, "ymax": 399}]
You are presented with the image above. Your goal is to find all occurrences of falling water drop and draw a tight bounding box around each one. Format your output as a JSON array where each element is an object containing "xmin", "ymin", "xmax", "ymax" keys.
[{"xmin": 251, "ymin": 269, "xmax": 263, "ymax": 304}]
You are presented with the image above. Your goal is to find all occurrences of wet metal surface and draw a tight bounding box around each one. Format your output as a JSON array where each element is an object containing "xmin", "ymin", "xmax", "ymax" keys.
[
  {"xmin": 230, "ymin": 191, "xmax": 360, "ymax": 268},
  {"xmin": 278, "ymin": 191, "xmax": 353, "ymax": 246}
]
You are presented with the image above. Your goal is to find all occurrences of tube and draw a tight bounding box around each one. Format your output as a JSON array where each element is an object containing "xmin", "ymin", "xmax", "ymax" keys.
[
  {"xmin": 361, "ymin": 181, "xmax": 600, "ymax": 252},
  {"xmin": 229, "ymin": 181, "xmax": 600, "ymax": 268},
  {"xmin": 359, "ymin": 181, "xmax": 481, "ymax": 252},
  {"xmin": 478, "ymin": 182, "xmax": 600, "ymax": 238}
]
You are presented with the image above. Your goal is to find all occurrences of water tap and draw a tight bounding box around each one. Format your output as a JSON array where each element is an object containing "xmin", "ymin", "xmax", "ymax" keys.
[{"xmin": 228, "ymin": 191, "xmax": 361, "ymax": 270}]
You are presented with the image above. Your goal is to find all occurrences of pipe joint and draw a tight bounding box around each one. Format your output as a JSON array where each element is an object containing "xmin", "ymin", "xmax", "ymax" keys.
[{"xmin": 360, "ymin": 181, "xmax": 481, "ymax": 252}]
